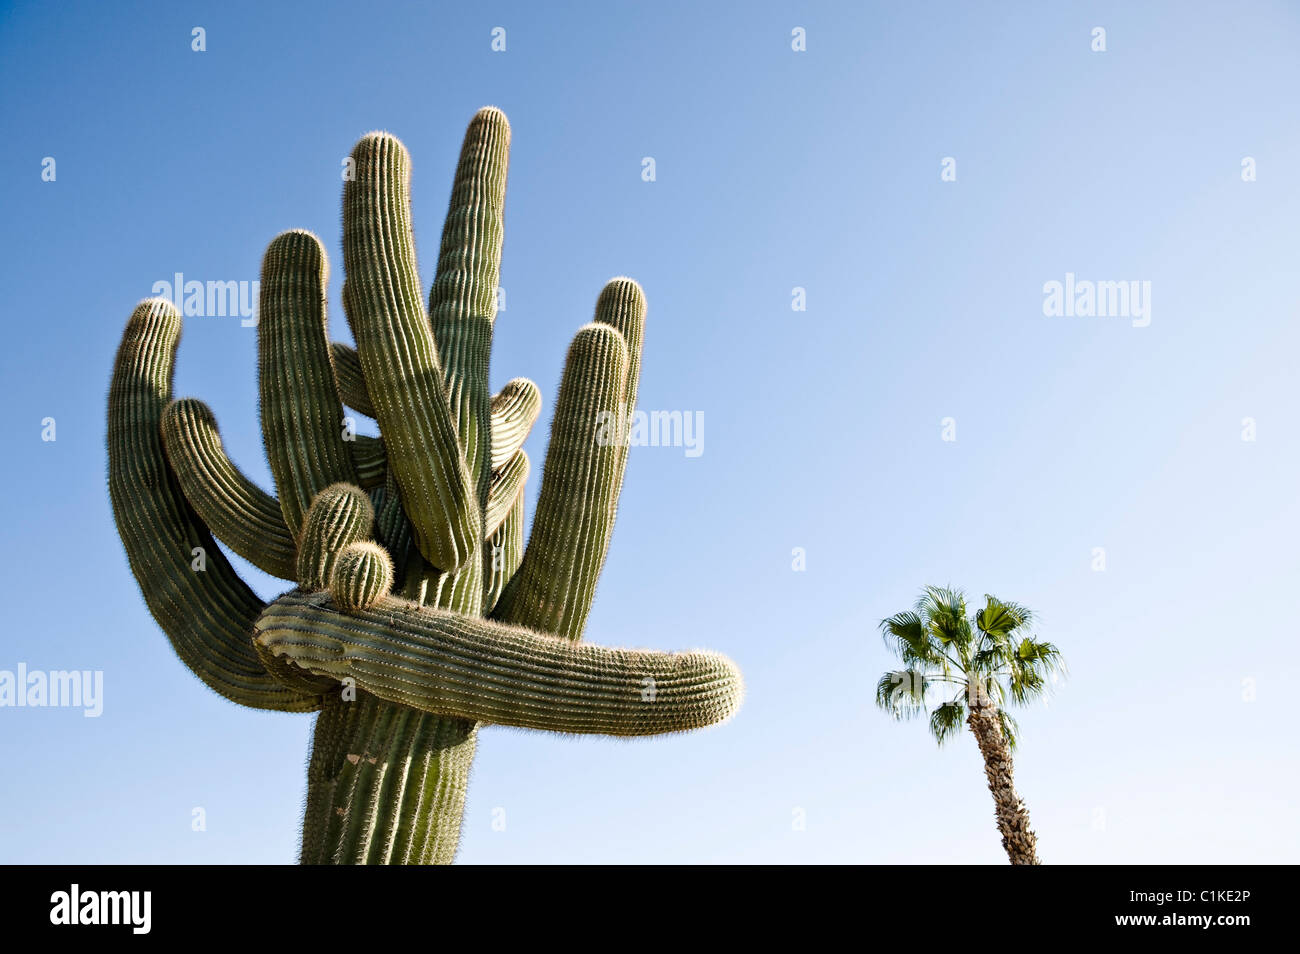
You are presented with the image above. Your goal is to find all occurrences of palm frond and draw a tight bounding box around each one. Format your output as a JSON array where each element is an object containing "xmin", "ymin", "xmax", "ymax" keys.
[
  {"xmin": 970, "ymin": 647, "xmax": 1003, "ymax": 674},
  {"xmin": 1016, "ymin": 637, "xmax": 1064, "ymax": 668},
  {"xmin": 918, "ymin": 585, "xmax": 973, "ymax": 656},
  {"xmin": 974, "ymin": 594, "xmax": 1034, "ymax": 665},
  {"xmin": 875, "ymin": 669, "xmax": 928, "ymax": 718},
  {"xmin": 977, "ymin": 594, "xmax": 1034, "ymax": 636},
  {"xmin": 928, "ymin": 700, "xmax": 967, "ymax": 746},
  {"xmin": 918, "ymin": 585, "xmax": 966, "ymax": 618},
  {"xmin": 1007, "ymin": 638, "xmax": 1066, "ymax": 705},
  {"xmin": 879, "ymin": 611, "xmax": 944, "ymax": 669},
  {"xmin": 996, "ymin": 708, "xmax": 1021, "ymax": 751}
]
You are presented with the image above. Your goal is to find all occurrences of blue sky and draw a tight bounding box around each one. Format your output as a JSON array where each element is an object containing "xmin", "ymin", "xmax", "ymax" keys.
[{"xmin": 2, "ymin": 0, "xmax": 1298, "ymax": 863}]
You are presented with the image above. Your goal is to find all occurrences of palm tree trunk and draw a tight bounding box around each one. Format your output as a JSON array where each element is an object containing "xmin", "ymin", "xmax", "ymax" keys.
[{"xmin": 966, "ymin": 703, "xmax": 1040, "ymax": 864}]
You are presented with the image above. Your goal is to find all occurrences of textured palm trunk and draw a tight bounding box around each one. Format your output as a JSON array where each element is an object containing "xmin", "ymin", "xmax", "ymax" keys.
[{"xmin": 966, "ymin": 703, "xmax": 1040, "ymax": 865}]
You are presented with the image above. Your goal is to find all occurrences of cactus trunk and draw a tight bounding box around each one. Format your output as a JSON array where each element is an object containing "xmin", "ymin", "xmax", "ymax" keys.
[{"xmin": 301, "ymin": 694, "xmax": 475, "ymax": 865}]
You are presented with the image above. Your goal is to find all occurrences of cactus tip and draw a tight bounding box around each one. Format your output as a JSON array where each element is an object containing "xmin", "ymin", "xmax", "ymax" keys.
[{"xmin": 330, "ymin": 541, "xmax": 394, "ymax": 613}]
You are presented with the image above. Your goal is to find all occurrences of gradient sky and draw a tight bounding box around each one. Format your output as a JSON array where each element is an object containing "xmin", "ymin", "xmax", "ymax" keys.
[{"xmin": 2, "ymin": 0, "xmax": 1297, "ymax": 864}]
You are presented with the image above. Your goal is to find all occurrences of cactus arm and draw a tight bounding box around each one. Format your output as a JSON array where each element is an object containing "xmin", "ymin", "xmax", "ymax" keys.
[
  {"xmin": 429, "ymin": 107, "xmax": 510, "ymax": 518},
  {"xmin": 370, "ymin": 477, "xmax": 415, "ymax": 589},
  {"xmin": 333, "ymin": 339, "xmax": 536, "ymax": 476},
  {"xmin": 342, "ymin": 132, "xmax": 479, "ymax": 573},
  {"xmin": 489, "ymin": 377, "xmax": 542, "ymax": 470},
  {"xmin": 387, "ymin": 108, "xmax": 512, "ymax": 616},
  {"xmin": 591, "ymin": 278, "xmax": 646, "ymax": 501},
  {"xmin": 484, "ymin": 491, "xmax": 525, "ymax": 613},
  {"xmin": 483, "ymin": 449, "xmax": 529, "ymax": 537},
  {"xmin": 255, "ymin": 590, "xmax": 743, "ymax": 736},
  {"xmin": 330, "ymin": 341, "xmax": 375, "ymax": 418},
  {"xmin": 491, "ymin": 323, "xmax": 629, "ymax": 639},
  {"xmin": 108, "ymin": 298, "xmax": 321, "ymax": 713},
  {"xmin": 258, "ymin": 230, "xmax": 360, "ymax": 535},
  {"xmin": 295, "ymin": 483, "xmax": 375, "ymax": 591},
  {"xmin": 351, "ymin": 435, "xmax": 386, "ymax": 489},
  {"xmin": 160, "ymin": 397, "xmax": 297, "ymax": 580},
  {"xmin": 329, "ymin": 542, "xmax": 394, "ymax": 612}
]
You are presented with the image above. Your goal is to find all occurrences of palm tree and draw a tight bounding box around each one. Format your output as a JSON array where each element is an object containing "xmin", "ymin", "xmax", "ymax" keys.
[{"xmin": 876, "ymin": 585, "xmax": 1065, "ymax": 865}]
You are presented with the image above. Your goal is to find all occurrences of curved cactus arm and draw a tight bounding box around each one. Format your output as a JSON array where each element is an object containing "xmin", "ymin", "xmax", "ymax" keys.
[
  {"xmin": 255, "ymin": 590, "xmax": 743, "ymax": 736},
  {"xmin": 342, "ymin": 132, "xmax": 479, "ymax": 573},
  {"xmin": 591, "ymin": 277, "xmax": 646, "ymax": 501},
  {"xmin": 108, "ymin": 298, "xmax": 322, "ymax": 713},
  {"xmin": 492, "ymin": 323, "xmax": 629, "ymax": 639},
  {"xmin": 350, "ymin": 435, "xmax": 386, "ymax": 489},
  {"xmin": 333, "ymin": 339, "xmax": 536, "ymax": 478},
  {"xmin": 258, "ymin": 230, "xmax": 360, "ymax": 535},
  {"xmin": 330, "ymin": 341, "xmax": 374, "ymax": 419},
  {"xmin": 370, "ymin": 478, "xmax": 415, "ymax": 589},
  {"xmin": 160, "ymin": 397, "xmax": 297, "ymax": 580},
  {"xmin": 484, "ymin": 490, "xmax": 525, "ymax": 613},
  {"xmin": 484, "ymin": 449, "xmax": 528, "ymax": 537},
  {"xmin": 489, "ymin": 377, "xmax": 542, "ymax": 470},
  {"xmin": 429, "ymin": 106, "xmax": 511, "ymax": 514},
  {"xmin": 328, "ymin": 351, "xmax": 420, "ymax": 492}
]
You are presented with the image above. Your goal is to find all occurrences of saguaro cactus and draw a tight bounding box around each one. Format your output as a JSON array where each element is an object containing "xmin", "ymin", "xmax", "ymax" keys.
[{"xmin": 107, "ymin": 107, "xmax": 743, "ymax": 864}]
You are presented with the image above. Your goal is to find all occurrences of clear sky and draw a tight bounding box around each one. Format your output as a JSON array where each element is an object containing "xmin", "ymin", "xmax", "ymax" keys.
[{"xmin": 2, "ymin": 0, "xmax": 1297, "ymax": 864}]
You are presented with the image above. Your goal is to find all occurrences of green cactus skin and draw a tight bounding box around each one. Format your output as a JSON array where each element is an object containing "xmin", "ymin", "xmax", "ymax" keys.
[
  {"xmin": 489, "ymin": 377, "xmax": 542, "ymax": 470},
  {"xmin": 295, "ymin": 483, "xmax": 374, "ymax": 591},
  {"xmin": 329, "ymin": 542, "xmax": 394, "ymax": 613},
  {"xmin": 330, "ymin": 341, "xmax": 374, "ymax": 419},
  {"xmin": 334, "ymin": 337, "xmax": 539, "ymax": 478},
  {"xmin": 430, "ymin": 106, "xmax": 510, "ymax": 524},
  {"xmin": 592, "ymin": 278, "xmax": 646, "ymax": 505},
  {"xmin": 342, "ymin": 132, "xmax": 478, "ymax": 576},
  {"xmin": 258, "ymin": 230, "xmax": 360, "ymax": 535},
  {"xmin": 257, "ymin": 591, "xmax": 742, "ymax": 735},
  {"xmin": 298, "ymin": 695, "xmax": 473, "ymax": 865},
  {"xmin": 399, "ymin": 546, "xmax": 483, "ymax": 611},
  {"xmin": 491, "ymin": 324, "xmax": 629, "ymax": 640},
  {"xmin": 108, "ymin": 300, "xmax": 321, "ymax": 713},
  {"xmin": 107, "ymin": 108, "xmax": 743, "ymax": 864},
  {"xmin": 370, "ymin": 477, "xmax": 415, "ymax": 587},
  {"xmin": 484, "ymin": 490, "xmax": 525, "ymax": 612},
  {"xmin": 160, "ymin": 397, "xmax": 297, "ymax": 580},
  {"xmin": 484, "ymin": 449, "xmax": 529, "ymax": 536},
  {"xmin": 350, "ymin": 435, "xmax": 386, "ymax": 489}
]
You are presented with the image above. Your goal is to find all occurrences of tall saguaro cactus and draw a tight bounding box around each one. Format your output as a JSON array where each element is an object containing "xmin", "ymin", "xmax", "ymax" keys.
[{"xmin": 107, "ymin": 107, "xmax": 743, "ymax": 864}]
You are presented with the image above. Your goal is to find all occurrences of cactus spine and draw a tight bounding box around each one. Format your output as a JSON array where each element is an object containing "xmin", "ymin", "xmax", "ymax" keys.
[{"xmin": 107, "ymin": 107, "xmax": 742, "ymax": 864}]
